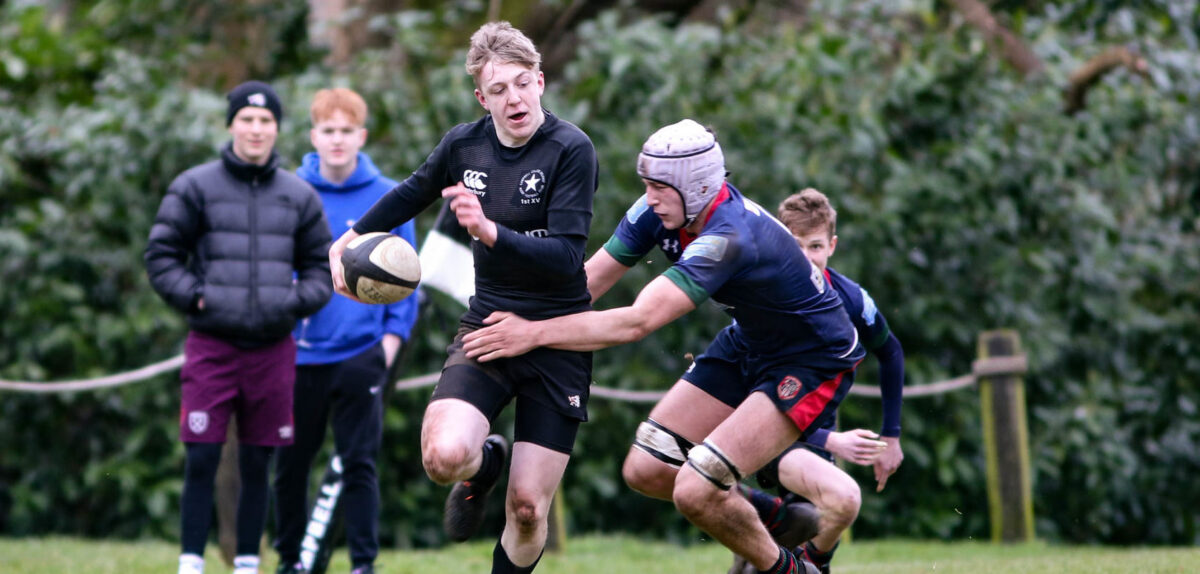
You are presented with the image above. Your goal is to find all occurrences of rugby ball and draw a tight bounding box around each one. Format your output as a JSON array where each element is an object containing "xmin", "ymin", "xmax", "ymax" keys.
[{"xmin": 341, "ymin": 232, "xmax": 420, "ymax": 304}]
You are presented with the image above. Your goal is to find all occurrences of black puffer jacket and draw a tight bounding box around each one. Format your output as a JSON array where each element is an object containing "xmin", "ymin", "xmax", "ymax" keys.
[{"xmin": 145, "ymin": 144, "xmax": 333, "ymax": 348}]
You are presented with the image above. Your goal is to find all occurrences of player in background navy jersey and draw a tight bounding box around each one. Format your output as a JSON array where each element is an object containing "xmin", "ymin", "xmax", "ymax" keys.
[
  {"xmin": 327, "ymin": 22, "xmax": 597, "ymax": 574},
  {"xmin": 462, "ymin": 119, "xmax": 862, "ymax": 574},
  {"xmin": 727, "ymin": 188, "xmax": 906, "ymax": 574}
]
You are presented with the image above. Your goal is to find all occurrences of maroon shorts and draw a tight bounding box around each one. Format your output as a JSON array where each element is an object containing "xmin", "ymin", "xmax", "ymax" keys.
[{"xmin": 179, "ymin": 330, "xmax": 297, "ymax": 446}]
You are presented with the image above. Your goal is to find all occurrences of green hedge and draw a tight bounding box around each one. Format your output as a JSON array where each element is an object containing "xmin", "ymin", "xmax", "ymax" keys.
[{"xmin": 1, "ymin": 2, "xmax": 1197, "ymax": 546}]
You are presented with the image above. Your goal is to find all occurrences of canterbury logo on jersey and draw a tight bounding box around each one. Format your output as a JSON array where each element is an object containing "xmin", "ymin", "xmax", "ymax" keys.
[{"xmin": 463, "ymin": 170, "xmax": 488, "ymax": 195}]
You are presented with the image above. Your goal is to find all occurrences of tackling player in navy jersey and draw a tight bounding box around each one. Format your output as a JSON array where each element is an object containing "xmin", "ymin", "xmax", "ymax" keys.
[
  {"xmin": 327, "ymin": 22, "xmax": 598, "ymax": 574},
  {"xmin": 728, "ymin": 188, "xmax": 907, "ymax": 574},
  {"xmin": 463, "ymin": 119, "xmax": 863, "ymax": 574}
]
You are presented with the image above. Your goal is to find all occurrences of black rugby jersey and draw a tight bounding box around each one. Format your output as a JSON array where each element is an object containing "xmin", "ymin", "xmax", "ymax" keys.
[{"xmin": 355, "ymin": 111, "xmax": 598, "ymax": 323}]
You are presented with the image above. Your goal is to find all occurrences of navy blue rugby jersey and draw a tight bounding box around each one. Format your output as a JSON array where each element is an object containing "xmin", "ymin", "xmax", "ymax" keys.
[
  {"xmin": 355, "ymin": 111, "xmax": 598, "ymax": 323},
  {"xmin": 825, "ymin": 267, "xmax": 891, "ymax": 351},
  {"xmin": 602, "ymin": 183, "xmax": 859, "ymax": 358}
]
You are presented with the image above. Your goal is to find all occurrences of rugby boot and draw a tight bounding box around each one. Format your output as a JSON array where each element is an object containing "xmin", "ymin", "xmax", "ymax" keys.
[
  {"xmin": 728, "ymin": 545, "xmax": 821, "ymax": 574},
  {"xmin": 772, "ymin": 500, "xmax": 821, "ymax": 549},
  {"xmin": 443, "ymin": 434, "xmax": 508, "ymax": 542}
]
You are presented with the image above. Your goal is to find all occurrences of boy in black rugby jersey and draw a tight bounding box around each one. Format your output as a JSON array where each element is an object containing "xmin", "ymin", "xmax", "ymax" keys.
[{"xmin": 328, "ymin": 21, "xmax": 597, "ymax": 574}]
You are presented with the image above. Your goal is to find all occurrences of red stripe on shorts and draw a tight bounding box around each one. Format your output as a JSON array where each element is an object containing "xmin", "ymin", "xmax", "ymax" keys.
[{"xmin": 786, "ymin": 368, "xmax": 850, "ymax": 431}]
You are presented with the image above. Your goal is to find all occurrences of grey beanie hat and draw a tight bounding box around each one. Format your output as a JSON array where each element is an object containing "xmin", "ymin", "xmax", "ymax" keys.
[{"xmin": 636, "ymin": 119, "xmax": 725, "ymax": 225}]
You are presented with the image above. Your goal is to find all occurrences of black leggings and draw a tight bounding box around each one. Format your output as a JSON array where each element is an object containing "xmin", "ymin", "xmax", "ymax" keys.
[{"xmin": 180, "ymin": 442, "xmax": 274, "ymax": 556}]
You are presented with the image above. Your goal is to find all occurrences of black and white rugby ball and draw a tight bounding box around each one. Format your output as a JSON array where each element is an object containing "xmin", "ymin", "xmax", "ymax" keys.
[{"xmin": 341, "ymin": 232, "xmax": 420, "ymax": 304}]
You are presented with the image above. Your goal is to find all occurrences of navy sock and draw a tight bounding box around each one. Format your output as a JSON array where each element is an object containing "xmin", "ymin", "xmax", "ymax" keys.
[
  {"xmin": 803, "ymin": 540, "xmax": 838, "ymax": 568},
  {"xmin": 739, "ymin": 485, "xmax": 789, "ymax": 537},
  {"xmin": 492, "ymin": 540, "xmax": 543, "ymax": 573},
  {"xmin": 470, "ymin": 439, "xmax": 502, "ymax": 486},
  {"xmin": 758, "ymin": 546, "xmax": 795, "ymax": 574}
]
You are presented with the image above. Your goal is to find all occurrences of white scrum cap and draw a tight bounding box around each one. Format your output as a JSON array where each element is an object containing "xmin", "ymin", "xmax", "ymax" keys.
[{"xmin": 636, "ymin": 119, "xmax": 725, "ymax": 225}]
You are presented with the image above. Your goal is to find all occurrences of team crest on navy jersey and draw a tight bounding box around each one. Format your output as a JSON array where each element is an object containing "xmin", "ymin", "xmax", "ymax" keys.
[
  {"xmin": 519, "ymin": 169, "xmax": 546, "ymax": 204},
  {"xmin": 810, "ymin": 264, "xmax": 826, "ymax": 293},
  {"xmin": 776, "ymin": 376, "xmax": 802, "ymax": 400}
]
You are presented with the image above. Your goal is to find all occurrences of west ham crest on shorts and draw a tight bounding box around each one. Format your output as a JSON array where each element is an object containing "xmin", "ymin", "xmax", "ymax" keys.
[
  {"xmin": 188, "ymin": 411, "xmax": 209, "ymax": 434},
  {"xmin": 776, "ymin": 376, "xmax": 802, "ymax": 401}
]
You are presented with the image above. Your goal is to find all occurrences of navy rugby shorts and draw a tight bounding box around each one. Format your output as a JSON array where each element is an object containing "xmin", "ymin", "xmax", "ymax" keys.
[{"xmin": 682, "ymin": 325, "xmax": 861, "ymax": 440}]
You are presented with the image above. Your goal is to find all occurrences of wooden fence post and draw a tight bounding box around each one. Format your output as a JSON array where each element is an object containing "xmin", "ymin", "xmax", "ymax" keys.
[
  {"xmin": 977, "ymin": 330, "xmax": 1035, "ymax": 543},
  {"xmin": 544, "ymin": 487, "xmax": 567, "ymax": 552},
  {"xmin": 216, "ymin": 421, "xmax": 240, "ymax": 566}
]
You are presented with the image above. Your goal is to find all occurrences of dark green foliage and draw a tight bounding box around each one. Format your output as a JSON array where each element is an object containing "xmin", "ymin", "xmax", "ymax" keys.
[{"xmin": 1, "ymin": 0, "xmax": 1197, "ymax": 547}]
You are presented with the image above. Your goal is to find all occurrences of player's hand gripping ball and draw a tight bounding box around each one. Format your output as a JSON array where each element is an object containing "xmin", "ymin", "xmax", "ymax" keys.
[{"xmin": 340, "ymin": 232, "xmax": 421, "ymax": 304}]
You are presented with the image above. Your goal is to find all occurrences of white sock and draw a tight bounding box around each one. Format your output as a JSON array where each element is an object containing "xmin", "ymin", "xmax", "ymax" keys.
[
  {"xmin": 178, "ymin": 553, "xmax": 204, "ymax": 574},
  {"xmin": 232, "ymin": 554, "xmax": 260, "ymax": 574}
]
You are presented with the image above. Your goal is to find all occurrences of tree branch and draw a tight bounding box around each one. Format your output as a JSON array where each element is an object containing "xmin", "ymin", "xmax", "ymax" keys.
[
  {"xmin": 1063, "ymin": 45, "xmax": 1150, "ymax": 115},
  {"xmin": 947, "ymin": 0, "xmax": 1043, "ymax": 78}
]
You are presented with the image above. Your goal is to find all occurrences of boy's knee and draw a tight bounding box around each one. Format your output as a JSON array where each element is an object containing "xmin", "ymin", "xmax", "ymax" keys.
[
  {"xmin": 671, "ymin": 468, "xmax": 718, "ymax": 520},
  {"xmin": 622, "ymin": 456, "xmax": 676, "ymax": 499},
  {"xmin": 422, "ymin": 440, "xmax": 471, "ymax": 485},
  {"xmin": 823, "ymin": 481, "xmax": 862, "ymax": 527},
  {"xmin": 507, "ymin": 490, "xmax": 545, "ymax": 534}
]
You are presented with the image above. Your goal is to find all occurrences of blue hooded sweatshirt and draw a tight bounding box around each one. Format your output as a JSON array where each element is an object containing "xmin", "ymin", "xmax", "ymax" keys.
[{"xmin": 294, "ymin": 152, "xmax": 419, "ymax": 365}]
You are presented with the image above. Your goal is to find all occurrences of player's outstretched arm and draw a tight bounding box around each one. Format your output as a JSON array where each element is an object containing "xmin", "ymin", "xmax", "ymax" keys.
[
  {"xmin": 585, "ymin": 249, "xmax": 631, "ymax": 304},
  {"xmin": 823, "ymin": 429, "xmax": 890, "ymax": 466},
  {"xmin": 463, "ymin": 275, "xmax": 695, "ymax": 360}
]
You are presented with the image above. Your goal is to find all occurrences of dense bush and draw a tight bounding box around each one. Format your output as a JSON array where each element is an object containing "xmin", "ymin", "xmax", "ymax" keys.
[{"xmin": 1, "ymin": 0, "xmax": 1197, "ymax": 546}]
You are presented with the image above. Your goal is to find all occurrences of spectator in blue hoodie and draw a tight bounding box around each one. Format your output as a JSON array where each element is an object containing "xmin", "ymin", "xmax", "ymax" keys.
[{"xmin": 273, "ymin": 87, "xmax": 419, "ymax": 574}]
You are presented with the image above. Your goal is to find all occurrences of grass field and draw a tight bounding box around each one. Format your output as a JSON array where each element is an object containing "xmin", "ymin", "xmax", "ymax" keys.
[{"xmin": 1, "ymin": 536, "xmax": 1196, "ymax": 573}]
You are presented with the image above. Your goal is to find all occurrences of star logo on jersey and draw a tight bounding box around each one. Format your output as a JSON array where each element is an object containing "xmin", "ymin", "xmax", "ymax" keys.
[{"xmin": 519, "ymin": 169, "xmax": 546, "ymax": 204}]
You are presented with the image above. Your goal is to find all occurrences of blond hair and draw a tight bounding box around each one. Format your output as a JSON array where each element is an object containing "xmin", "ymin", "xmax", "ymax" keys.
[
  {"xmin": 309, "ymin": 88, "xmax": 368, "ymax": 126},
  {"xmin": 465, "ymin": 21, "xmax": 541, "ymax": 85},
  {"xmin": 778, "ymin": 188, "xmax": 837, "ymax": 238}
]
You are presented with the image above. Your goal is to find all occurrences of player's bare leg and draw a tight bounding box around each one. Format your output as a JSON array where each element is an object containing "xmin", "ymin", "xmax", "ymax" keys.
[
  {"xmin": 673, "ymin": 392, "xmax": 809, "ymax": 572},
  {"xmin": 778, "ymin": 448, "xmax": 861, "ymax": 571},
  {"xmin": 621, "ymin": 379, "xmax": 733, "ymax": 499},
  {"xmin": 421, "ymin": 398, "xmax": 491, "ymax": 484},
  {"xmin": 423, "ymin": 398, "xmax": 510, "ymax": 543},
  {"xmin": 496, "ymin": 442, "xmax": 571, "ymax": 569}
]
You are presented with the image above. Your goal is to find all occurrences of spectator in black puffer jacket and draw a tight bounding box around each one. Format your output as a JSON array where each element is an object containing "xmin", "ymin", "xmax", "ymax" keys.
[{"xmin": 144, "ymin": 80, "xmax": 332, "ymax": 574}]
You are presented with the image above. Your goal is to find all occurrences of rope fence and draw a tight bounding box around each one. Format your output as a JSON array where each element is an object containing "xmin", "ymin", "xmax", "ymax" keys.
[{"xmin": 0, "ymin": 353, "xmax": 1027, "ymax": 401}]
